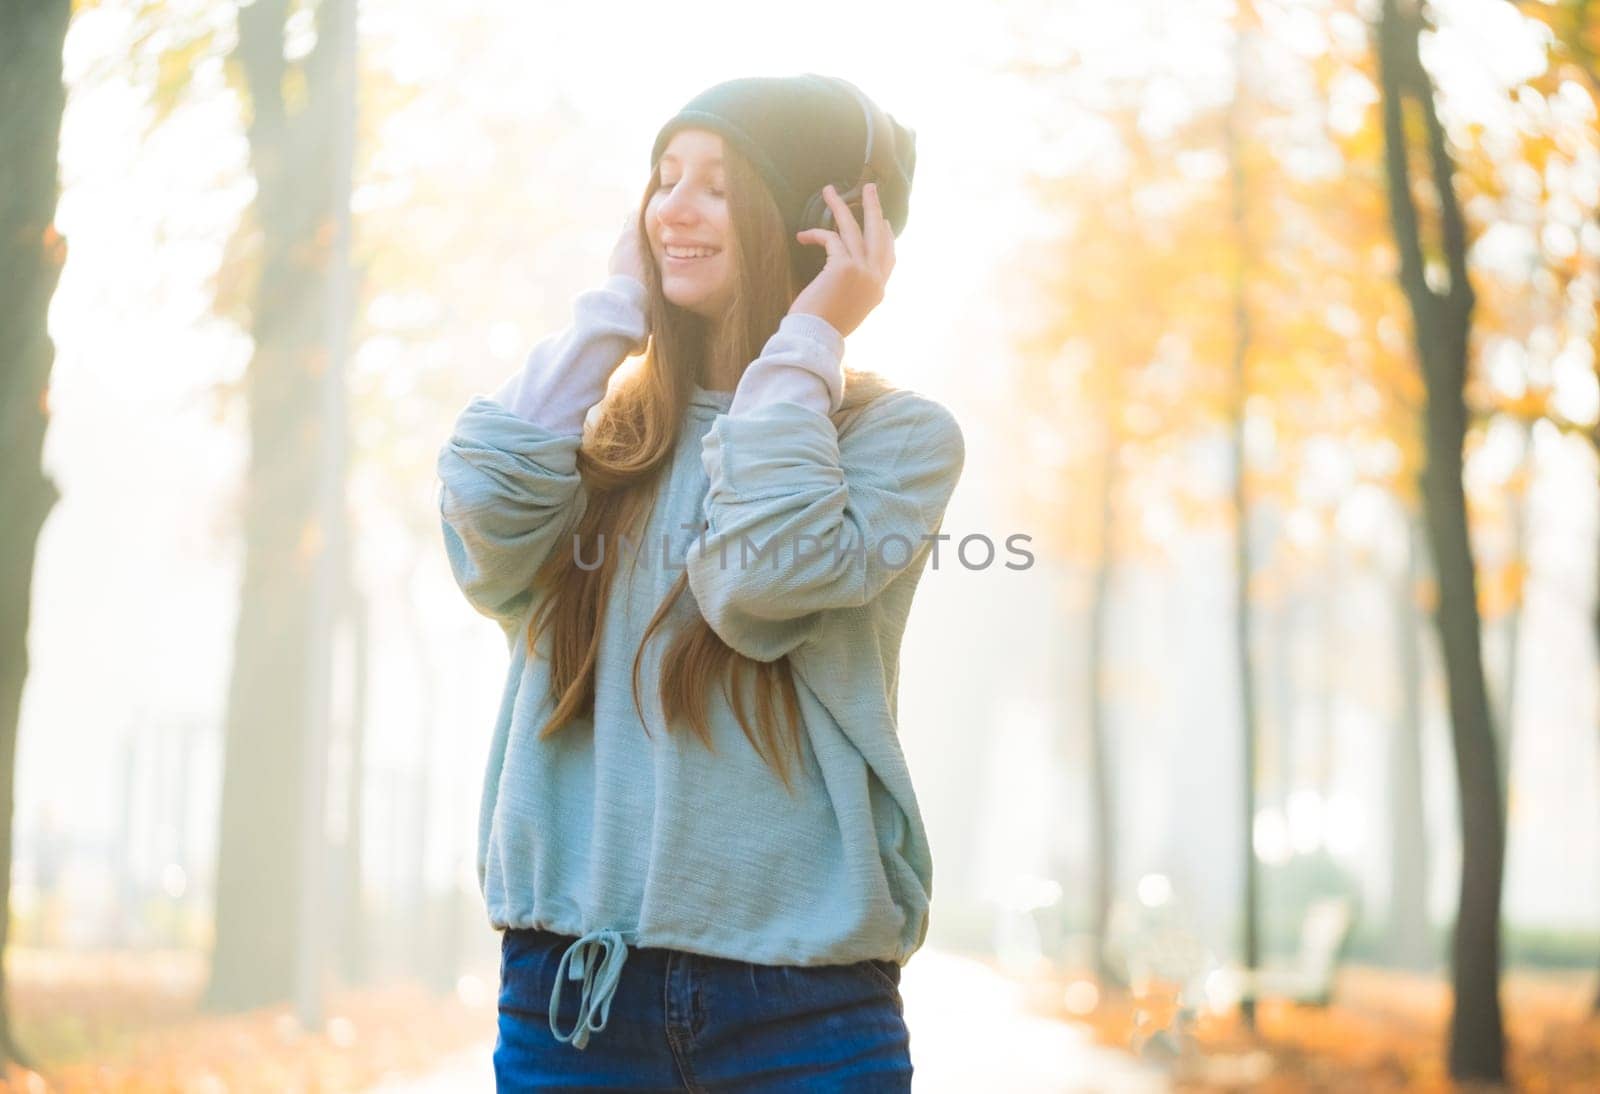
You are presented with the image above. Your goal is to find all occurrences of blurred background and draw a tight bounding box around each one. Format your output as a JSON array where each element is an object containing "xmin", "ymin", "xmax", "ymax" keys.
[{"xmin": 4, "ymin": 0, "xmax": 1599, "ymax": 1089}]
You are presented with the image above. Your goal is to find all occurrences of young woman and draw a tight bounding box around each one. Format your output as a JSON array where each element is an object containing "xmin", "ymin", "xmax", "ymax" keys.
[{"xmin": 437, "ymin": 74, "xmax": 965, "ymax": 1092}]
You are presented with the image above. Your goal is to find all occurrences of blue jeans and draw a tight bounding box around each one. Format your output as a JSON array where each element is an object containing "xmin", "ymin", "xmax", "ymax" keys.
[{"xmin": 494, "ymin": 926, "xmax": 913, "ymax": 1092}]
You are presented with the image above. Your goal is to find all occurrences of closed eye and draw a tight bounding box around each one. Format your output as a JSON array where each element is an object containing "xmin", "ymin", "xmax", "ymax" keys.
[{"xmin": 657, "ymin": 179, "xmax": 725, "ymax": 198}]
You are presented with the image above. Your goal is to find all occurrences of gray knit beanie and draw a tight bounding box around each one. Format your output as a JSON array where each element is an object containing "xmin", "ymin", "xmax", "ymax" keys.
[{"xmin": 649, "ymin": 73, "xmax": 917, "ymax": 242}]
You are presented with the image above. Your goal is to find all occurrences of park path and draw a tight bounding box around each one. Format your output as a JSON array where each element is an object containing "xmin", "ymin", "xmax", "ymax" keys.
[{"xmin": 364, "ymin": 947, "xmax": 1169, "ymax": 1093}]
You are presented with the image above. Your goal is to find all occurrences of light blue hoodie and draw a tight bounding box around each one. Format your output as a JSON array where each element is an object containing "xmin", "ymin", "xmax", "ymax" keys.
[{"xmin": 436, "ymin": 274, "xmax": 965, "ymax": 1050}]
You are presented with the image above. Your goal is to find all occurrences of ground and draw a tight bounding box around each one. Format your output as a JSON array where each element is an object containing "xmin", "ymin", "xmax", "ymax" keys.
[
  {"xmin": 1023, "ymin": 961, "xmax": 1600, "ymax": 1092},
  {"xmin": 6, "ymin": 946, "xmax": 1598, "ymax": 1092}
]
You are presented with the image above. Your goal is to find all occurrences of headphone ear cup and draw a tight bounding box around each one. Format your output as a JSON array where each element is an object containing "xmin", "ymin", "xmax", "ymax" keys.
[
  {"xmin": 798, "ymin": 189, "xmax": 832, "ymax": 235},
  {"xmin": 799, "ymin": 185, "xmax": 867, "ymax": 236},
  {"xmin": 833, "ymin": 183, "xmax": 867, "ymax": 233}
]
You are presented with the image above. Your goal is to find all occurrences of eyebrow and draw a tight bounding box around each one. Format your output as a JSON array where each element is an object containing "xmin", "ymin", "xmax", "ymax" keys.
[{"xmin": 659, "ymin": 153, "xmax": 724, "ymax": 167}]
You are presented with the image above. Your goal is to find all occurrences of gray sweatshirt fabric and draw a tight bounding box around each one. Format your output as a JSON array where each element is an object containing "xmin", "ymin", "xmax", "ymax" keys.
[{"xmin": 437, "ymin": 273, "xmax": 965, "ymax": 1050}]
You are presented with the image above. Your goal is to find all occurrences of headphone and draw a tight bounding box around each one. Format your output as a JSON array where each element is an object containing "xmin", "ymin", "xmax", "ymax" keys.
[{"xmin": 794, "ymin": 76, "xmax": 911, "ymax": 238}]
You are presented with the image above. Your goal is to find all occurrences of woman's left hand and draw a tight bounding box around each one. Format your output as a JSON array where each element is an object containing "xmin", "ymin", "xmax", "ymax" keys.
[{"xmin": 788, "ymin": 181, "xmax": 895, "ymax": 339}]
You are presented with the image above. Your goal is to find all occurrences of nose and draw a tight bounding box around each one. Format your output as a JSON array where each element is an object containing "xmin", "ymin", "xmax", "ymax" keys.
[{"xmin": 655, "ymin": 183, "xmax": 698, "ymax": 228}]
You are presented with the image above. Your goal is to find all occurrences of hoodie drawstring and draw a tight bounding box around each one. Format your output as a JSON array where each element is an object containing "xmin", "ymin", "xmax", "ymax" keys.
[{"xmin": 548, "ymin": 926, "xmax": 638, "ymax": 1050}]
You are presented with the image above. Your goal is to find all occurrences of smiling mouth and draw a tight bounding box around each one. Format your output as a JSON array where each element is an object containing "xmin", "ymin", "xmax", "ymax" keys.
[{"xmin": 664, "ymin": 246, "xmax": 720, "ymax": 262}]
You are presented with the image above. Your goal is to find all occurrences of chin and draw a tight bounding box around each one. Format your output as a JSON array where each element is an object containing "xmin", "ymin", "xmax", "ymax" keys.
[
  {"xmin": 662, "ymin": 283, "xmax": 727, "ymax": 319},
  {"xmin": 662, "ymin": 287, "xmax": 703, "ymax": 312}
]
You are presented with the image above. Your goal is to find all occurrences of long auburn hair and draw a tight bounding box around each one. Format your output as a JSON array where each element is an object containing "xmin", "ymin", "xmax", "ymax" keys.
[{"xmin": 524, "ymin": 136, "xmax": 896, "ymax": 795}]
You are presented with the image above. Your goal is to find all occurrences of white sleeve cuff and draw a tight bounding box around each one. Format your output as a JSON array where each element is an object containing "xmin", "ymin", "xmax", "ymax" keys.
[
  {"xmin": 728, "ymin": 312, "xmax": 846, "ymax": 418},
  {"xmin": 491, "ymin": 275, "xmax": 650, "ymax": 434}
]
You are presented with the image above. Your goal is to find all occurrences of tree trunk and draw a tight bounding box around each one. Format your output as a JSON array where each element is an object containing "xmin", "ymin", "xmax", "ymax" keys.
[
  {"xmin": 1270, "ymin": 576, "xmax": 1297, "ymax": 815},
  {"xmin": 1225, "ymin": 0, "xmax": 1262, "ymax": 1030},
  {"xmin": 1492, "ymin": 422, "xmax": 1531, "ymax": 820},
  {"xmin": 0, "ymin": 0, "xmax": 72, "ymax": 1072},
  {"xmin": 402, "ymin": 573, "xmax": 439, "ymax": 986},
  {"xmin": 1592, "ymin": 504, "xmax": 1600, "ymax": 1013},
  {"xmin": 204, "ymin": 0, "xmax": 356, "ymax": 1015},
  {"xmin": 1376, "ymin": 0, "xmax": 1506, "ymax": 1080},
  {"xmin": 293, "ymin": 0, "xmax": 356, "ymax": 1032},
  {"xmin": 1389, "ymin": 504, "xmax": 1433, "ymax": 970},
  {"xmin": 1086, "ymin": 418, "xmax": 1116, "ymax": 985},
  {"xmin": 333, "ymin": 585, "xmax": 371, "ymax": 987},
  {"xmin": 1317, "ymin": 538, "xmax": 1338, "ymax": 802}
]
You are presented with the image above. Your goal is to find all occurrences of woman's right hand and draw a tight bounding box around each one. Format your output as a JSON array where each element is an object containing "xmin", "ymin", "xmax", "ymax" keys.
[{"xmin": 609, "ymin": 213, "xmax": 648, "ymax": 284}]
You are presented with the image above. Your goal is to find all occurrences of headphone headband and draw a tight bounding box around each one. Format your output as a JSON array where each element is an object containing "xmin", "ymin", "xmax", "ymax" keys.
[{"xmin": 797, "ymin": 75, "xmax": 908, "ymax": 236}]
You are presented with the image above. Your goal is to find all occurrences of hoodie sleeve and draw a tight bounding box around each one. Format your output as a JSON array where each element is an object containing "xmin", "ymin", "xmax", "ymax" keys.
[
  {"xmin": 492, "ymin": 273, "xmax": 649, "ymax": 433},
  {"xmin": 684, "ymin": 332, "xmax": 966, "ymax": 663},
  {"xmin": 725, "ymin": 311, "xmax": 846, "ymax": 419},
  {"xmin": 436, "ymin": 276, "xmax": 648, "ymax": 634},
  {"xmin": 438, "ymin": 275, "xmax": 649, "ymax": 633},
  {"xmin": 436, "ymin": 398, "xmax": 590, "ymax": 636}
]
